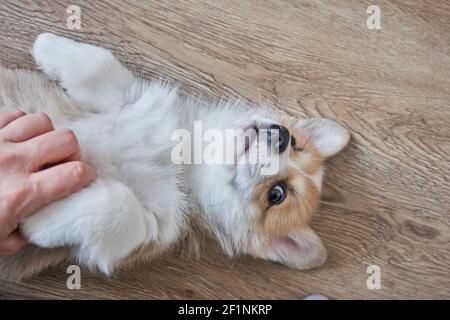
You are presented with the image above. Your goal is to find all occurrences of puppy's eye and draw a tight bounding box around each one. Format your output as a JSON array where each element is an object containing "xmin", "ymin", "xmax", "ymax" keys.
[
  {"xmin": 291, "ymin": 136, "xmax": 296, "ymax": 147},
  {"xmin": 291, "ymin": 136, "xmax": 304, "ymax": 152},
  {"xmin": 267, "ymin": 184, "xmax": 286, "ymax": 206}
]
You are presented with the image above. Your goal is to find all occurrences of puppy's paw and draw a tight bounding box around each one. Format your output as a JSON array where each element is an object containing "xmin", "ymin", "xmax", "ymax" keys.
[
  {"xmin": 68, "ymin": 180, "xmax": 156, "ymax": 275},
  {"xmin": 32, "ymin": 33, "xmax": 68, "ymax": 80},
  {"xmin": 144, "ymin": 210, "xmax": 159, "ymax": 243}
]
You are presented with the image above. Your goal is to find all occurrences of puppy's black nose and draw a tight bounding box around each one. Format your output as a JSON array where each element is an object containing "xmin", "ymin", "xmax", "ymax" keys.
[{"xmin": 269, "ymin": 124, "xmax": 290, "ymax": 153}]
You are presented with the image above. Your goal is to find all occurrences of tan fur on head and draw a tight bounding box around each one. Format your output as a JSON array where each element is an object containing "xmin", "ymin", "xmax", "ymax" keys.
[
  {"xmin": 243, "ymin": 116, "xmax": 349, "ymax": 270},
  {"xmin": 286, "ymin": 125, "xmax": 324, "ymax": 175},
  {"xmin": 254, "ymin": 120, "xmax": 323, "ymax": 240},
  {"xmin": 253, "ymin": 170, "xmax": 320, "ymax": 240}
]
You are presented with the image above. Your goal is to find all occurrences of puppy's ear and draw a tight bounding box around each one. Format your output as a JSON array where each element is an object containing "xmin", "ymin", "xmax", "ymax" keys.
[
  {"xmin": 259, "ymin": 226, "xmax": 327, "ymax": 270},
  {"xmin": 297, "ymin": 118, "xmax": 350, "ymax": 158}
]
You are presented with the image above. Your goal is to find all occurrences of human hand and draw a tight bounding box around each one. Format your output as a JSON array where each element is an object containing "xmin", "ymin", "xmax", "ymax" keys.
[{"xmin": 0, "ymin": 109, "xmax": 95, "ymax": 255}]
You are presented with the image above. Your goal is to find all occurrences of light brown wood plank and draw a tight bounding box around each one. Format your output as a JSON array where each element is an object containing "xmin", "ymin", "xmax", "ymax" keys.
[{"xmin": 0, "ymin": 0, "xmax": 449, "ymax": 299}]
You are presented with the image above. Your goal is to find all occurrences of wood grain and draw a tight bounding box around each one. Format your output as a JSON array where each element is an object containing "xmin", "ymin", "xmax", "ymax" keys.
[{"xmin": 0, "ymin": 0, "xmax": 449, "ymax": 299}]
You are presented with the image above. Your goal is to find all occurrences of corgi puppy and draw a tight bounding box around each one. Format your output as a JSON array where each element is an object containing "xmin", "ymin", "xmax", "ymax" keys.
[{"xmin": 0, "ymin": 33, "xmax": 349, "ymax": 280}]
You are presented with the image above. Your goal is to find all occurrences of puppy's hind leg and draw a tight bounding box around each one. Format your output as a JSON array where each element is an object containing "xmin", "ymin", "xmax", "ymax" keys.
[
  {"xmin": 32, "ymin": 33, "xmax": 138, "ymax": 113},
  {"xmin": 21, "ymin": 178, "xmax": 159, "ymax": 275}
]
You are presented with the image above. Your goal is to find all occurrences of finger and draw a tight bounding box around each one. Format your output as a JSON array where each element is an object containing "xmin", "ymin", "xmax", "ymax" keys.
[
  {"xmin": 25, "ymin": 128, "xmax": 81, "ymax": 170},
  {"xmin": 0, "ymin": 230, "xmax": 27, "ymax": 255},
  {"xmin": 0, "ymin": 109, "xmax": 26, "ymax": 129},
  {"xmin": 22, "ymin": 161, "xmax": 95, "ymax": 218},
  {"xmin": 1, "ymin": 112, "xmax": 54, "ymax": 142}
]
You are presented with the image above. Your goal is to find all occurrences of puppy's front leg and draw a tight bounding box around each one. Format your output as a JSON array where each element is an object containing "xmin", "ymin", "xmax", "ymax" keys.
[
  {"xmin": 33, "ymin": 33, "xmax": 136, "ymax": 113},
  {"xmin": 21, "ymin": 178, "xmax": 158, "ymax": 275}
]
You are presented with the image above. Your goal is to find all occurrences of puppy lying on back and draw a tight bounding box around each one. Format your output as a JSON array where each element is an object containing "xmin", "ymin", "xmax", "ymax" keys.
[{"xmin": 0, "ymin": 33, "xmax": 349, "ymax": 280}]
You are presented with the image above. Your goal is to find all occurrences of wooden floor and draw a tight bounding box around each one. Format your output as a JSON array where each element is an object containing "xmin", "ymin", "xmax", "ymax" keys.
[{"xmin": 0, "ymin": 0, "xmax": 449, "ymax": 299}]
